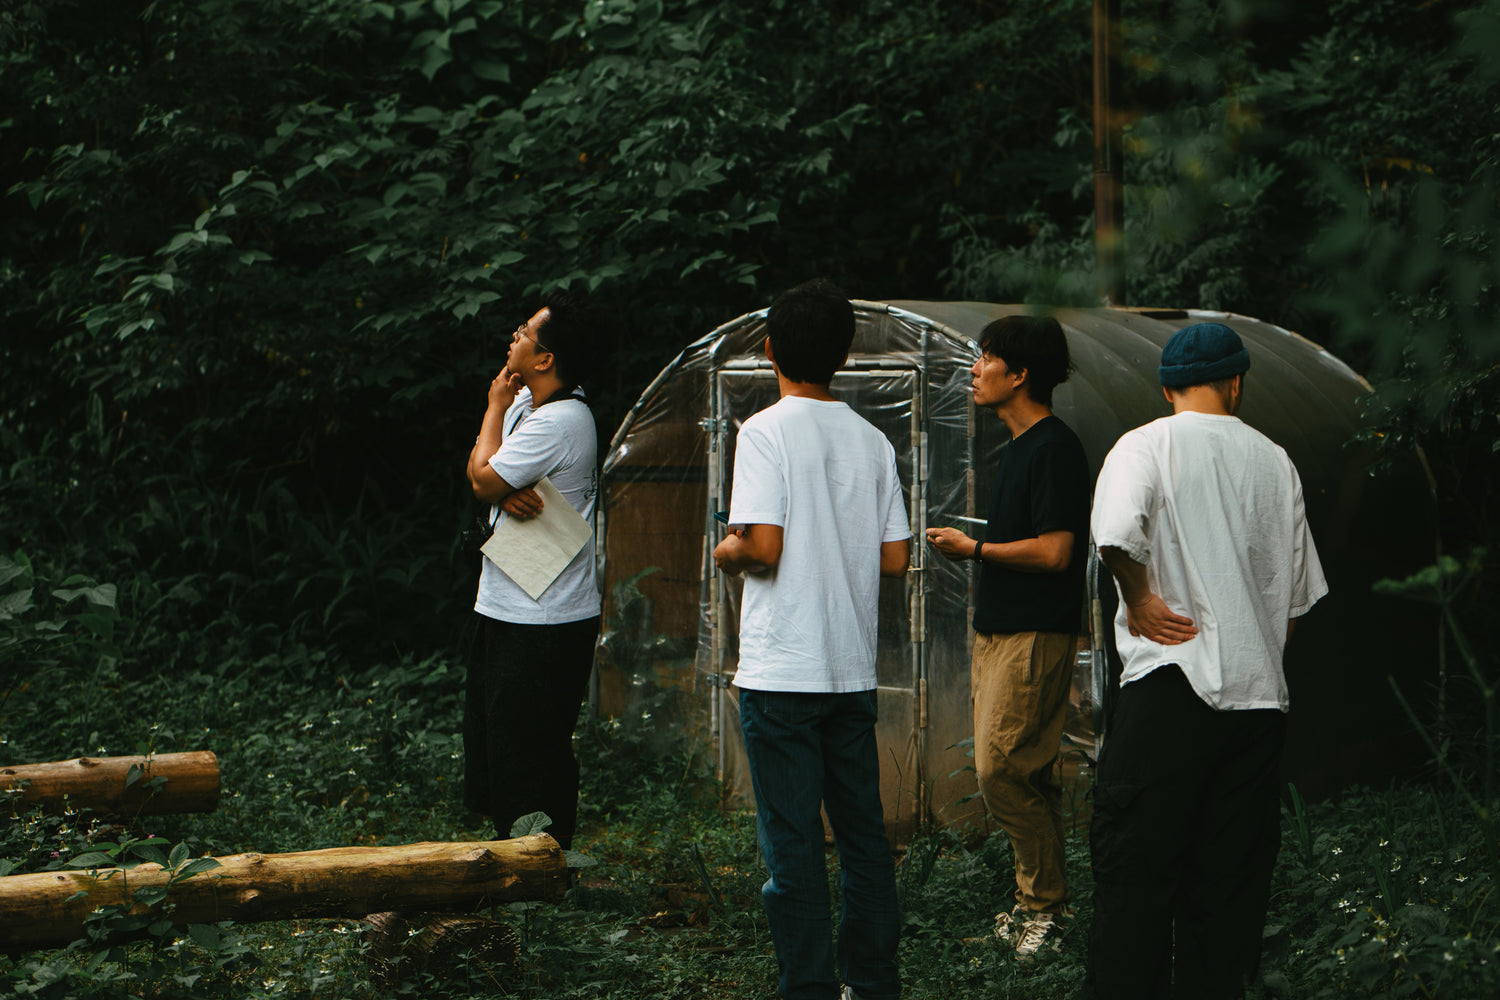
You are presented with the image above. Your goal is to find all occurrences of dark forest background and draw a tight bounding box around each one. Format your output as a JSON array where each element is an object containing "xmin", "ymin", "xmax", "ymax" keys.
[
  {"xmin": 2, "ymin": 2, "xmax": 1500, "ymax": 997},
  {"xmin": 2, "ymin": 0, "xmax": 1496, "ymax": 753}
]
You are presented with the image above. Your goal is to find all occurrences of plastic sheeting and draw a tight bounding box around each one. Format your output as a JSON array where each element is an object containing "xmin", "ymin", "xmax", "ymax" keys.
[{"xmin": 596, "ymin": 302, "xmax": 1372, "ymax": 840}]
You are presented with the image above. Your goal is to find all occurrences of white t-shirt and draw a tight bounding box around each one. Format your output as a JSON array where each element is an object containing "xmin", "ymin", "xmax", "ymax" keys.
[
  {"xmin": 1091, "ymin": 411, "xmax": 1328, "ymax": 711},
  {"xmin": 729, "ymin": 396, "xmax": 911, "ymax": 693},
  {"xmin": 474, "ymin": 387, "xmax": 601, "ymax": 625}
]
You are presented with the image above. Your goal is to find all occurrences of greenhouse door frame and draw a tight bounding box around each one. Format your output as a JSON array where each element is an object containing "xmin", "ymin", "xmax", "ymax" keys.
[{"xmin": 705, "ymin": 358, "xmax": 929, "ymax": 822}]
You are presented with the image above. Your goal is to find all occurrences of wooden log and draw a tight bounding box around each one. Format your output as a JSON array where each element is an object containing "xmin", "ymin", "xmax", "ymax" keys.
[
  {"xmin": 0, "ymin": 752, "xmax": 221, "ymax": 817},
  {"xmin": 0, "ymin": 835, "xmax": 566, "ymax": 952}
]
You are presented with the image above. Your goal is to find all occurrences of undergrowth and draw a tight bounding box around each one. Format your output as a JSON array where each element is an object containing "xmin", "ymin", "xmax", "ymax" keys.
[{"xmin": 2, "ymin": 553, "xmax": 1497, "ymax": 998}]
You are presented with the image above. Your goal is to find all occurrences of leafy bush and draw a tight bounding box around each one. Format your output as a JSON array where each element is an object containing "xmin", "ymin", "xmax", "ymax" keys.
[{"xmin": 6, "ymin": 602, "xmax": 1500, "ymax": 999}]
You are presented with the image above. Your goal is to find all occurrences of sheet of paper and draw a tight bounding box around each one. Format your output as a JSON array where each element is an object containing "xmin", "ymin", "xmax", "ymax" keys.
[{"xmin": 480, "ymin": 476, "xmax": 591, "ymax": 601}]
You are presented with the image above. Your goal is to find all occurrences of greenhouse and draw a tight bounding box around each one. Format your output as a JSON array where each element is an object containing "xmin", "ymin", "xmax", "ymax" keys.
[{"xmin": 595, "ymin": 301, "xmax": 1396, "ymax": 841}]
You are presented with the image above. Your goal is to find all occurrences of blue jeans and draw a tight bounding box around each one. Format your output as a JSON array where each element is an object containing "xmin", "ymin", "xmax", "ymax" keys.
[{"xmin": 740, "ymin": 689, "xmax": 900, "ymax": 1000}]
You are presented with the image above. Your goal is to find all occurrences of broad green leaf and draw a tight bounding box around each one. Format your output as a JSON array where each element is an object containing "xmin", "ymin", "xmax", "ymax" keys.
[
  {"xmin": 422, "ymin": 43, "xmax": 454, "ymax": 81},
  {"xmin": 188, "ymin": 924, "xmax": 221, "ymax": 950},
  {"xmin": 401, "ymin": 106, "xmax": 445, "ymax": 124},
  {"xmin": 471, "ymin": 60, "xmax": 510, "ymax": 82},
  {"xmin": 0, "ymin": 589, "xmax": 33, "ymax": 621},
  {"xmin": 134, "ymin": 845, "xmax": 169, "ymax": 868},
  {"xmin": 65, "ymin": 852, "xmax": 118, "ymax": 869},
  {"xmin": 508, "ymin": 811, "xmax": 553, "ymax": 837},
  {"xmin": 51, "ymin": 583, "xmax": 117, "ymax": 608},
  {"xmin": 132, "ymin": 885, "xmax": 169, "ymax": 907},
  {"xmin": 74, "ymin": 613, "xmax": 115, "ymax": 640},
  {"xmin": 174, "ymin": 857, "xmax": 223, "ymax": 880}
]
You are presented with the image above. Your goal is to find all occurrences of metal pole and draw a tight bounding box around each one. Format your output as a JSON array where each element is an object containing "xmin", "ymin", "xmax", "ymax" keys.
[{"xmin": 1093, "ymin": 0, "xmax": 1124, "ymax": 306}]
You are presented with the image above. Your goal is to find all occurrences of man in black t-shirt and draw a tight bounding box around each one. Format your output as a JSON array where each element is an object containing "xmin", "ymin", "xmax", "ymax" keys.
[{"xmin": 926, "ymin": 314, "xmax": 1090, "ymax": 957}]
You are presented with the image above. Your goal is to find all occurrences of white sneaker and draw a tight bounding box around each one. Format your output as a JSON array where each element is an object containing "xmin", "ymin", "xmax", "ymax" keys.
[
  {"xmin": 1013, "ymin": 911, "xmax": 1061, "ymax": 957},
  {"xmin": 993, "ymin": 905, "xmax": 1026, "ymax": 943},
  {"xmin": 994, "ymin": 905, "xmax": 1074, "ymax": 957}
]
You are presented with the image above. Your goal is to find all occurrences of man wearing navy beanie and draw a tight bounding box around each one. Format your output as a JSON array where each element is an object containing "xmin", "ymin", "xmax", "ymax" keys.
[{"xmin": 1085, "ymin": 322, "xmax": 1328, "ymax": 998}]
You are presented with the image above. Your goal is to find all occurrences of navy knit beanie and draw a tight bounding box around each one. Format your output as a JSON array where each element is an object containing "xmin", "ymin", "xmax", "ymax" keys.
[{"xmin": 1158, "ymin": 322, "xmax": 1250, "ymax": 388}]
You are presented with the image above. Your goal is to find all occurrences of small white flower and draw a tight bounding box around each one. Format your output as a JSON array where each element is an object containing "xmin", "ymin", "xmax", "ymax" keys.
[
  {"xmin": 1332, "ymin": 846, "xmax": 1344, "ymax": 855},
  {"xmin": 1378, "ymin": 837, "xmax": 1389, "ymax": 847}
]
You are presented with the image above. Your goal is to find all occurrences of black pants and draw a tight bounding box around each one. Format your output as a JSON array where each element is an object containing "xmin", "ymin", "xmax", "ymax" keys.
[
  {"xmin": 463, "ymin": 614, "xmax": 600, "ymax": 849},
  {"xmin": 1085, "ymin": 665, "xmax": 1286, "ymax": 1000}
]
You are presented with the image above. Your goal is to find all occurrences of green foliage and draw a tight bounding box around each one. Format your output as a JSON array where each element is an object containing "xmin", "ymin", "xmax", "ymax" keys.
[
  {"xmin": 1288, "ymin": 3, "xmax": 1500, "ymax": 549},
  {"xmin": 1375, "ymin": 549, "xmax": 1499, "ymax": 887},
  {"xmin": 1265, "ymin": 784, "xmax": 1500, "ymax": 999},
  {"xmin": 6, "ymin": 586, "xmax": 1500, "ymax": 997},
  {"xmin": 1, "ymin": 0, "xmax": 1110, "ymax": 686}
]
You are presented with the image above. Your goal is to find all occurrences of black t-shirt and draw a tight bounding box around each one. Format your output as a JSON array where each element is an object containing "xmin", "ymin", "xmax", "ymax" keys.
[{"xmin": 972, "ymin": 414, "xmax": 1090, "ymax": 635}]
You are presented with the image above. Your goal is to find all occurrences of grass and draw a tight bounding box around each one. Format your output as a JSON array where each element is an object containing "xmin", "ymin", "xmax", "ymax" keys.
[{"xmin": 2, "ymin": 643, "xmax": 1497, "ymax": 999}]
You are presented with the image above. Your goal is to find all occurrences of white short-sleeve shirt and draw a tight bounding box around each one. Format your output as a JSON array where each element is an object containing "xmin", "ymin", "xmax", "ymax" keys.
[
  {"xmin": 1091, "ymin": 411, "xmax": 1328, "ymax": 710},
  {"xmin": 729, "ymin": 396, "xmax": 911, "ymax": 693},
  {"xmin": 474, "ymin": 387, "xmax": 601, "ymax": 625}
]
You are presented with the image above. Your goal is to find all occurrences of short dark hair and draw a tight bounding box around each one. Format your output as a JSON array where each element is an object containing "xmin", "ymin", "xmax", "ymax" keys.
[
  {"xmin": 977, "ymin": 314, "xmax": 1073, "ymax": 407},
  {"xmin": 534, "ymin": 291, "xmax": 607, "ymax": 389},
  {"xmin": 766, "ymin": 278, "xmax": 855, "ymax": 385}
]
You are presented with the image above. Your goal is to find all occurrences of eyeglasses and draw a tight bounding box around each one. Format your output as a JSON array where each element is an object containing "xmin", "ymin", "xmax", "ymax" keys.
[{"xmin": 512, "ymin": 322, "xmax": 551, "ymax": 353}]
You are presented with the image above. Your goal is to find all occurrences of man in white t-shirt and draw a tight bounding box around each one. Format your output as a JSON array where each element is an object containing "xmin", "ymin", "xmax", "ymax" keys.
[
  {"xmin": 713, "ymin": 279, "xmax": 910, "ymax": 1000},
  {"xmin": 462, "ymin": 294, "xmax": 602, "ymax": 850},
  {"xmin": 1085, "ymin": 323, "xmax": 1328, "ymax": 999}
]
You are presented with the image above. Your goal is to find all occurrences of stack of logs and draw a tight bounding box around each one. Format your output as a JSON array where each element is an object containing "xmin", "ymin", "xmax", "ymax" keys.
[{"xmin": 0, "ymin": 751, "xmax": 565, "ymax": 978}]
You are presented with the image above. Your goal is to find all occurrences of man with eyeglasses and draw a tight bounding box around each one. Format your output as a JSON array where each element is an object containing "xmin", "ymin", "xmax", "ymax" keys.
[{"xmin": 463, "ymin": 293, "xmax": 603, "ymax": 849}]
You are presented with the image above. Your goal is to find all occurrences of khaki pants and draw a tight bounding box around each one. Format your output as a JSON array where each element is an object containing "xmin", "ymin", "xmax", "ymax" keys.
[{"xmin": 972, "ymin": 630, "xmax": 1074, "ymax": 913}]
